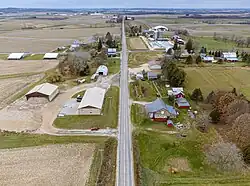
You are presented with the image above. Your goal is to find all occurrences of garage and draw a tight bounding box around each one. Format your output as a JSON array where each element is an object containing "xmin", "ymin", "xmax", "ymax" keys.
[
  {"xmin": 78, "ymin": 87, "xmax": 106, "ymax": 115},
  {"xmin": 25, "ymin": 83, "xmax": 59, "ymax": 101}
]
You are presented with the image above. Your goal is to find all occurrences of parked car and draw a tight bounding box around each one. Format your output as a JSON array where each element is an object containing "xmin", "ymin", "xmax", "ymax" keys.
[
  {"xmin": 76, "ymin": 95, "xmax": 82, "ymax": 102},
  {"xmin": 90, "ymin": 127, "xmax": 100, "ymax": 131}
]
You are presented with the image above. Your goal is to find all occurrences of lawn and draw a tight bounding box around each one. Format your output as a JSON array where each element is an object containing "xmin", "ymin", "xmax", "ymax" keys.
[
  {"xmin": 128, "ymin": 51, "xmax": 163, "ymax": 68},
  {"xmin": 72, "ymin": 90, "xmax": 86, "ymax": 98},
  {"xmin": 54, "ymin": 86, "xmax": 119, "ymax": 129},
  {"xmin": 129, "ymin": 80, "xmax": 157, "ymax": 102},
  {"xmin": 23, "ymin": 54, "xmax": 44, "ymax": 60},
  {"xmin": 127, "ymin": 37, "xmax": 148, "ymax": 50},
  {"xmin": 184, "ymin": 67, "xmax": 250, "ymax": 99},
  {"xmin": 192, "ymin": 36, "xmax": 250, "ymax": 52},
  {"xmin": 106, "ymin": 58, "xmax": 120, "ymax": 74},
  {"xmin": 134, "ymin": 130, "xmax": 249, "ymax": 186},
  {"xmin": 0, "ymin": 132, "xmax": 107, "ymax": 149}
]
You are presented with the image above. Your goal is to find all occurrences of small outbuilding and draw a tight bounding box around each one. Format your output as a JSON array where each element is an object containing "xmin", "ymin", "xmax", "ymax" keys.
[
  {"xmin": 8, "ymin": 53, "xmax": 25, "ymax": 60},
  {"xmin": 221, "ymin": 52, "xmax": 238, "ymax": 62},
  {"xmin": 96, "ymin": 65, "xmax": 108, "ymax": 76},
  {"xmin": 202, "ymin": 56, "xmax": 215, "ymax": 63},
  {"xmin": 25, "ymin": 83, "xmax": 59, "ymax": 101},
  {"xmin": 107, "ymin": 48, "xmax": 117, "ymax": 57},
  {"xmin": 43, "ymin": 53, "xmax": 59, "ymax": 59},
  {"xmin": 176, "ymin": 97, "xmax": 190, "ymax": 109},
  {"xmin": 145, "ymin": 98, "xmax": 178, "ymax": 122},
  {"xmin": 148, "ymin": 60, "xmax": 162, "ymax": 70},
  {"xmin": 147, "ymin": 71, "xmax": 158, "ymax": 80},
  {"xmin": 78, "ymin": 87, "xmax": 106, "ymax": 115}
]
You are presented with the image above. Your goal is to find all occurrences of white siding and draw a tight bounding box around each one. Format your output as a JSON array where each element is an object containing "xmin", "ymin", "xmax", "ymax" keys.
[
  {"xmin": 149, "ymin": 64, "xmax": 161, "ymax": 70},
  {"xmin": 78, "ymin": 107, "xmax": 101, "ymax": 115}
]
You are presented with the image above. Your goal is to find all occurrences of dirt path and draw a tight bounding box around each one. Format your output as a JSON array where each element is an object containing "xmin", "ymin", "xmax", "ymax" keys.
[{"xmin": 0, "ymin": 144, "xmax": 95, "ymax": 186}]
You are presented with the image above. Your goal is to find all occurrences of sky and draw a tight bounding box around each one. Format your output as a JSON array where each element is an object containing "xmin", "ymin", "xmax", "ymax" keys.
[{"xmin": 0, "ymin": 0, "xmax": 250, "ymax": 9}]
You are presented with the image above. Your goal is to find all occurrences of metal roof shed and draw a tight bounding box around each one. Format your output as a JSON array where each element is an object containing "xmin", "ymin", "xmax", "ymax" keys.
[
  {"xmin": 8, "ymin": 53, "xmax": 25, "ymax": 60},
  {"xmin": 43, "ymin": 53, "xmax": 59, "ymax": 59},
  {"xmin": 96, "ymin": 65, "xmax": 108, "ymax": 76},
  {"xmin": 78, "ymin": 87, "xmax": 106, "ymax": 115},
  {"xmin": 25, "ymin": 83, "xmax": 59, "ymax": 101}
]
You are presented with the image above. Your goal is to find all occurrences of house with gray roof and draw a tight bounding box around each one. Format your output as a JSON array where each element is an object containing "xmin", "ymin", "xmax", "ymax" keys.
[
  {"xmin": 147, "ymin": 71, "xmax": 158, "ymax": 80},
  {"xmin": 176, "ymin": 97, "xmax": 190, "ymax": 109},
  {"xmin": 145, "ymin": 98, "xmax": 178, "ymax": 122}
]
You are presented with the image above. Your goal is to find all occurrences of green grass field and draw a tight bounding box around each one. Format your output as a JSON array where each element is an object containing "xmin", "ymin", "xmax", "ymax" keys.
[
  {"xmin": 71, "ymin": 90, "xmax": 86, "ymax": 98},
  {"xmin": 127, "ymin": 37, "xmax": 148, "ymax": 50},
  {"xmin": 23, "ymin": 54, "xmax": 44, "ymax": 60},
  {"xmin": 192, "ymin": 37, "xmax": 250, "ymax": 52},
  {"xmin": 54, "ymin": 86, "xmax": 119, "ymax": 129},
  {"xmin": 128, "ymin": 51, "xmax": 163, "ymax": 68},
  {"xmin": 106, "ymin": 58, "xmax": 120, "ymax": 74},
  {"xmin": 129, "ymin": 80, "xmax": 157, "ymax": 102},
  {"xmin": 134, "ymin": 130, "xmax": 249, "ymax": 186},
  {"xmin": 0, "ymin": 54, "xmax": 8, "ymax": 60},
  {"xmin": 184, "ymin": 67, "xmax": 250, "ymax": 99},
  {"xmin": 0, "ymin": 132, "xmax": 107, "ymax": 149}
]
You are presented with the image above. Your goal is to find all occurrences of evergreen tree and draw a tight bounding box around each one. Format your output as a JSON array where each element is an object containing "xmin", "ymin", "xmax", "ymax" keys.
[
  {"xmin": 186, "ymin": 55, "xmax": 193, "ymax": 64},
  {"xmin": 209, "ymin": 51, "xmax": 212, "ymax": 55},
  {"xmin": 105, "ymin": 32, "xmax": 113, "ymax": 48},
  {"xmin": 196, "ymin": 55, "xmax": 202, "ymax": 64},
  {"xmin": 191, "ymin": 88, "xmax": 204, "ymax": 102},
  {"xmin": 185, "ymin": 39, "xmax": 193, "ymax": 53},
  {"xmin": 97, "ymin": 38, "xmax": 102, "ymax": 52},
  {"xmin": 139, "ymin": 25, "xmax": 142, "ymax": 33}
]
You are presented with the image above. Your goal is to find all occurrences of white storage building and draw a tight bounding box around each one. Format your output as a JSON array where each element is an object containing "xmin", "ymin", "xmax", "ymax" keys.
[
  {"xmin": 25, "ymin": 83, "xmax": 59, "ymax": 101},
  {"xmin": 78, "ymin": 87, "xmax": 106, "ymax": 115},
  {"xmin": 8, "ymin": 53, "xmax": 25, "ymax": 60},
  {"xmin": 43, "ymin": 53, "xmax": 59, "ymax": 59},
  {"xmin": 96, "ymin": 65, "xmax": 108, "ymax": 76}
]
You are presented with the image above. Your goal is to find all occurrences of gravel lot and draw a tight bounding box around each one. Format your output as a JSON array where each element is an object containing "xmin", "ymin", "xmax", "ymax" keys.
[
  {"xmin": 0, "ymin": 59, "xmax": 59, "ymax": 75},
  {"xmin": 0, "ymin": 143, "xmax": 95, "ymax": 186},
  {"xmin": 0, "ymin": 74, "xmax": 44, "ymax": 109},
  {"xmin": 0, "ymin": 97, "xmax": 48, "ymax": 132}
]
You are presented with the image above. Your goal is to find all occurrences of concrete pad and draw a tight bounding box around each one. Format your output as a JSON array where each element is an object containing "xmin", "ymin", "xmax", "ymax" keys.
[{"xmin": 59, "ymin": 99, "xmax": 79, "ymax": 116}]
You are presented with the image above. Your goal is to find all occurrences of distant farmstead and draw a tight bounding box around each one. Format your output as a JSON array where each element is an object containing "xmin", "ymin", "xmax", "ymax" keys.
[
  {"xmin": 8, "ymin": 53, "xmax": 25, "ymax": 60},
  {"xmin": 25, "ymin": 83, "xmax": 59, "ymax": 101},
  {"xmin": 78, "ymin": 87, "xmax": 106, "ymax": 115}
]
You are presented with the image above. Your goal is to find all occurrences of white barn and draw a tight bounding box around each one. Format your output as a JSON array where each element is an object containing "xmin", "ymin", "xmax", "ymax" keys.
[
  {"xmin": 25, "ymin": 83, "xmax": 59, "ymax": 101},
  {"xmin": 78, "ymin": 87, "xmax": 106, "ymax": 115},
  {"xmin": 8, "ymin": 53, "xmax": 25, "ymax": 60},
  {"xmin": 43, "ymin": 53, "xmax": 59, "ymax": 59}
]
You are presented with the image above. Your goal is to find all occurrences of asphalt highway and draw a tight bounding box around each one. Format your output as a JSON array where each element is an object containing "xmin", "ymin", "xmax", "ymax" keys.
[{"xmin": 116, "ymin": 18, "xmax": 134, "ymax": 186}]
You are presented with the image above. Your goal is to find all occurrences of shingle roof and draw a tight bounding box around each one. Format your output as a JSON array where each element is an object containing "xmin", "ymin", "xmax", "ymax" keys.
[
  {"xmin": 148, "ymin": 60, "xmax": 161, "ymax": 67},
  {"xmin": 145, "ymin": 98, "xmax": 177, "ymax": 115},
  {"xmin": 147, "ymin": 71, "xmax": 158, "ymax": 78},
  {"xmin": 176, "ymin": 97, "xmax": 190, "ymax": 107},
  {"xmin": 26, "ymin": 83, "xmax": 58, "ymax": 96},
  {"xmin": 78, "ymin": 87, "xmax": 106, "ymax": 109}
]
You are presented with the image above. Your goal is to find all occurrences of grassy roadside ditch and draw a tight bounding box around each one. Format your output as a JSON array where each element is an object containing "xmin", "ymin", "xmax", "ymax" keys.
[{"xmin": 86, "ymin": 138, "xmax": 117, "ymax": 186}]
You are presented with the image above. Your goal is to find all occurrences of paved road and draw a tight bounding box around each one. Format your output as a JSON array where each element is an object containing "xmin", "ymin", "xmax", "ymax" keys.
[{"xmin": 116, "ymin": 18, "xmax": 134, "ymax": 186}]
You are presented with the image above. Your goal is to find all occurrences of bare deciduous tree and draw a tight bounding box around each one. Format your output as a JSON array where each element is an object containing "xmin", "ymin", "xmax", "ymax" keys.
[
  {"xmin": 205, "ymin": 142, "xmax": 244, "ymax": 172},
  {"xmin": 221, "ymin": 99, "xmax": 250, "ymax": 124},
  {"xmin": 230, "ymin": 113, "xmax": 250, "ymax": 148},
  {"xmin": 196, "ymin": 113, "xmax": 209, "ymax": 133}
]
